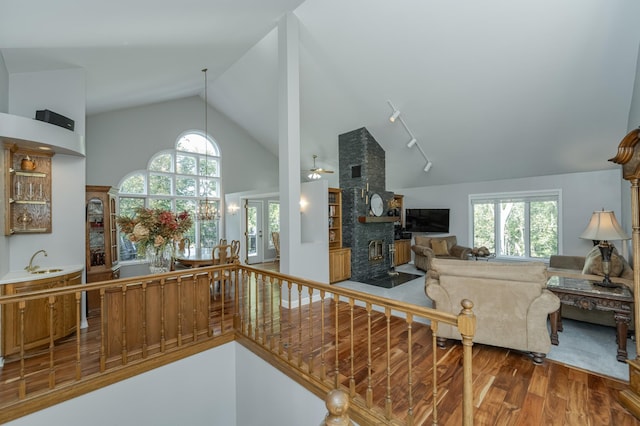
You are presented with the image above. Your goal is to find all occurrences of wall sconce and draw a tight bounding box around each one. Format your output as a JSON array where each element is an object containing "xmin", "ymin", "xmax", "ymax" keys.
[
  {"xmin": 227, "ymin": 203, "xmax": 240, "ymax": 215},
  {"xmin": 299, "ymin": 198, "xmax": 308, "ymax": 212}
]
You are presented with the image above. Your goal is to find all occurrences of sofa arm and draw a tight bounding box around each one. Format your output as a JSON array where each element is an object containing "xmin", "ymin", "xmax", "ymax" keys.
[
  {"xmin": 450, "ymin": 245, "xmax": 472, "ymax": 260},
  {"xmin": 425, "ymin": 281, "xmax": 452, "ymax": 312},
  {"xmin": 412, "ymin": 245, "xmax": 434, "ymax": 257},
  {"xmin": 526, "ymin": 289, "xmax": 561, "ymax": 353}
]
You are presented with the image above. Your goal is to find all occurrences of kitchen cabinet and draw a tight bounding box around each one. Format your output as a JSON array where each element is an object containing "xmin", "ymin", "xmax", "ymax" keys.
[{"xmin": 2, "ymin": 271, "xmax": 81, "ymax": 357}]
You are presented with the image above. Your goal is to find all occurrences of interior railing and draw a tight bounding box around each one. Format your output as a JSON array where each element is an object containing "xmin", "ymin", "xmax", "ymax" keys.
[{"xmin": 0, "ymin": 265, "xmax": 476, "ymax": 425}]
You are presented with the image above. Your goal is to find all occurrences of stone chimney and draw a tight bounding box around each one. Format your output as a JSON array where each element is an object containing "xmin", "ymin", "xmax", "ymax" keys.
[{"xmin": 338, "ymin": 127, "xmax": 395, "ymax": 282}]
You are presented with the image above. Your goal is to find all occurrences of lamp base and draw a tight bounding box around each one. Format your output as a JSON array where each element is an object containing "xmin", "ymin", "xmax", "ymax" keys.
[{"xmin": 594, "ymin": 278, "xmax": 620, "ymax": 289}]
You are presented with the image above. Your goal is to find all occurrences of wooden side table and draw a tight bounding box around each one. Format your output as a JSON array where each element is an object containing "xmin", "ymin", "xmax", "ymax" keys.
[{"xmin": 547, "ymin": 275, "xmax": 633, "ymax": 362}]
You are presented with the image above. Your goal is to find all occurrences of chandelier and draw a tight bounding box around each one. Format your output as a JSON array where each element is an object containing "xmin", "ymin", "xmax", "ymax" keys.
[{"xmin": 197, "ymin": 68, "xmax": 220, "ymax": 222}]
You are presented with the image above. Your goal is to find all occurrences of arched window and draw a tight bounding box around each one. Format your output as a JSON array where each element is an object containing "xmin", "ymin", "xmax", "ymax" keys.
[{"xmin": 118, "ymin": 131, "xmax": 221, "ymax": 260}]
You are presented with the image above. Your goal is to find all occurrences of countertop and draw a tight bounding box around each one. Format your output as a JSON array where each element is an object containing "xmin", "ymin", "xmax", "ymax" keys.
[{"xmin": 0, "ymin": 265, "xmax": 84, "ymax": 285}]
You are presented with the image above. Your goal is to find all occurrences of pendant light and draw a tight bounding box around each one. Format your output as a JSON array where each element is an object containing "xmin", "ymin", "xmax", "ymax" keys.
[{"xmin": 197, "ymin": 68, "xmax": 219, "ymax": 222}]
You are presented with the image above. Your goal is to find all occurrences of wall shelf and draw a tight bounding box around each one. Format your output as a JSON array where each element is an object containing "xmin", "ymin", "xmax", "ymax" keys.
[
  {"xmin": 357, "ymin": 216, "xmax": 398, "ymax": 224},
  {"xmin": 4, "ymin": 143, "xmax": 54, "ymax": 235}
]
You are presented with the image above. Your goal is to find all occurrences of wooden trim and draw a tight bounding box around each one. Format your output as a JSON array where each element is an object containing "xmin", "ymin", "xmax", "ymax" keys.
[{"xmin": 357, "ymin": 216, "xmax": 397, "ymax": 223}]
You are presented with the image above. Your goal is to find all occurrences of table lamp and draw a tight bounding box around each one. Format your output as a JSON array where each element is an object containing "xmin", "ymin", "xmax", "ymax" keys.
[{"xmin": 580, "ymin": 209, "xmax": 630, "ymax": 287}]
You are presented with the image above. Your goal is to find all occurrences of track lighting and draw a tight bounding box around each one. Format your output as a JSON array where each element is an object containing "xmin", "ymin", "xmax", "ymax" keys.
[{"xmin": 387, "ymin": 99, "xmax": 434, "ymax": 174}]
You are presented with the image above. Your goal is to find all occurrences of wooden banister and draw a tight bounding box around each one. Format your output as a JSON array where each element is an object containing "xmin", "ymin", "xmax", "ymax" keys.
[{"xmin": 321, "ymin": 388, "xmax": 354, "ymax": 426}]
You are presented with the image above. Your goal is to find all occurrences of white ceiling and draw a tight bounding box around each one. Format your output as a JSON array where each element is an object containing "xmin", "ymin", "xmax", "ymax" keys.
[{"xmin": 2, "ymin": 0, "xmax": 640, "ymax": 189}]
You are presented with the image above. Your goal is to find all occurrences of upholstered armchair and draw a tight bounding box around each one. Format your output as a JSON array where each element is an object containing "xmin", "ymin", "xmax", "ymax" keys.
[
  {"xmin": 411, "ymin": 235, "xmax": 471, "ymax": 271},
  {"xmin": 426, "ymin": 258, "xmax": 560, "ymax": 364}
]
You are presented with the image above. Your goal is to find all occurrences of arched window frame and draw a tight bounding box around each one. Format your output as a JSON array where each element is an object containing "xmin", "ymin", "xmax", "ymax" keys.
[{"xmin": 117, "ymin": 131, "xmax": 222, "ymax": 261}]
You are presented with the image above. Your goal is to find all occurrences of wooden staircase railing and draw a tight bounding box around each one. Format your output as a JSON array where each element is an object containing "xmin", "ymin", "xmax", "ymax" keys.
[{"xmin": 0, "ymin": 265, "xmax": 476, "ymax": 425}]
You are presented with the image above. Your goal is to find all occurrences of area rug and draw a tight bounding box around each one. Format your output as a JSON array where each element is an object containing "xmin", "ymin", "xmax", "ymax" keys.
[
  {"xmin": 362, "ymin": 271, "xmax": 422, "ymax": 289},
  {"xmin": 337, "ymin": 263, "xmax": 634, "ymax": 381}
]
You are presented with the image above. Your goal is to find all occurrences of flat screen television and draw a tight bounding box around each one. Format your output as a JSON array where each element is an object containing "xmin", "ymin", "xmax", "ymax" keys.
[{"xmin": 405, "ymin": 208, "xmax": 450, "ymax": 233}]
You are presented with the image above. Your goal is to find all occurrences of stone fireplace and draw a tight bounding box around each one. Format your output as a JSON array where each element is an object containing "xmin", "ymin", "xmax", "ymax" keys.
[{"xmin": 339, "ymin": 127, "xmax": 396, "ymax": 282}]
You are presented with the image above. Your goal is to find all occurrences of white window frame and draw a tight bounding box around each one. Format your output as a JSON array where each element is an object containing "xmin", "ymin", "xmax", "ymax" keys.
[
  {"xmin": 468, "ymin": 189, "xmax": 562, "ymax": 261},
  {"xmin": 117, "ymin": 131, "xmax": 222, "ymax": 262}
]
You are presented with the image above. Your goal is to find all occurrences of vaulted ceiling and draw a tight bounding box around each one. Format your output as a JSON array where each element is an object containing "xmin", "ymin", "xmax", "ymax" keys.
[{"xmin": 2, "ymin": 0, "xmax": 640, "ymax": 189}]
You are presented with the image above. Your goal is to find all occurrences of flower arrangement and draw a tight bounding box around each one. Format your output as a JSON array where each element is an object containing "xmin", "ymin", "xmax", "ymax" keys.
[{"xmin": 116, "ymin": 207, "xmax": 193, "ymax": 258}]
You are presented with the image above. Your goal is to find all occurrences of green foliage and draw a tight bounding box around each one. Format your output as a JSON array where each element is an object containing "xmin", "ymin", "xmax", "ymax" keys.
[{"xmin": 473, "ymin": 198, "xmax": 558, "ymax": 260}]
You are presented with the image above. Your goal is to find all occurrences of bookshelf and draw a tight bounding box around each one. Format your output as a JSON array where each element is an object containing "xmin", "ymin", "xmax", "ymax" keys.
[{"xmin": 328, "ymin": 187, "xmax": 351, "ymax": 283}]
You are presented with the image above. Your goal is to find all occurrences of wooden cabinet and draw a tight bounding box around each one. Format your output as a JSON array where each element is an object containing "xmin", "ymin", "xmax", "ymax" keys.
[
  {"xmin": 86, "ymin": 186, "xmax": 120, "ymax": 312},
  {"xmin": 329, "ymin": 247, "xmax": 352, "ymax": 284},
  {"xmin": 2, "ymin": 271, "xmax": 81, "ymax": 357},
  {"xmin": 328, "ymin": 188, "xmax": 342, "ymax": 249},
  {"xmin": 328, "ymin": 187, "xmax": 351, "ymax": 283},
  {"xmin": 3, "ymin": 144, "xmax": 54, "ymax": 235},
  {"xmin": 394, "ymin": 239, "xmax": 411, "ymax": 266}
]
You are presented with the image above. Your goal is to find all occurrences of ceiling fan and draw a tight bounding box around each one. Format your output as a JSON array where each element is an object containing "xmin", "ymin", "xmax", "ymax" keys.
[{"xmin": 307, "ymin": 154, "xmax": 334, "ymax": 180}]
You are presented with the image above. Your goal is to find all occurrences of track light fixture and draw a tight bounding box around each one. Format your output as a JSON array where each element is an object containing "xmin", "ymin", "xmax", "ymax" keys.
[{"xmin": 387, "ymin": 99, "xmax": 434, "ymax": 173}]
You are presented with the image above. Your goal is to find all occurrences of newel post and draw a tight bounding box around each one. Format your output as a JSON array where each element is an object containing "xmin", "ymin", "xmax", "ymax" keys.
[
  {"xmin": 610, "ymin": 128, "xmax": 640, "ymax": 419},
  {"xmin": 458, "ymin": 299, "xmax": 476, "ymax": 426},
  {"xmin": 320, "ymin": 388, "xmax": 354, "ymax": 426}
]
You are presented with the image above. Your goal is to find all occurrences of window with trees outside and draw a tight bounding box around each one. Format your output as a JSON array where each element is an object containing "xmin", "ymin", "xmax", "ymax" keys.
[
  {"xmin": 118, "ymin": 132, "xmax": 221, "ymax": 260},
  {"xmin": 470, "ymin": 190, "xmax": 560, "ymax": 261}
]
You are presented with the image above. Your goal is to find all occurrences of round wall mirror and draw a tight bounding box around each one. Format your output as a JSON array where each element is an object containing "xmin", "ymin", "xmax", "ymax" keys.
[{"xmin": 370, "ymin": 193, "xmax": 384, "ymax": 217}]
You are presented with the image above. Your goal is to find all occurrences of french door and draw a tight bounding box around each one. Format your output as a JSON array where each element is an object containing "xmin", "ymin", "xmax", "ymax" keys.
[{"xmin": 246, "ymin": 201, "xmax": 264, "ymax": 264}]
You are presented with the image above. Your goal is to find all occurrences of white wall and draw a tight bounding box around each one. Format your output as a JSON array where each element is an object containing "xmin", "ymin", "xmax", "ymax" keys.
[
  {"xmin": 7, "ymin": 344, "xmax": 237, "ymax": 426},
  {"xmin": 0, "ymin": 55, "xmax": 7, "ymax": 276},
  {"xmin": 86, "ymin": 96, "xmax": 278, "ymax": 193},
  {"xmin": 396, "ymin": 168, "xmax": 623, "ymax": 257},
  {"xmin": 6, "ymin": 342, "xmax": 333, "ymax": 426},
  {"xmin": 296, "ymin": 179, "xmax": 329, "ymax": 283},
  {"xmin": 235, "ymin": 344, "xmax": 327, "ymax": 426},
  {"xmin": 3, "ymin": 69, "xmax": 86, "ymax": 277},
  {"xmin": 0, "ymin": 54, "xmax": 8, "ymax": 114}
]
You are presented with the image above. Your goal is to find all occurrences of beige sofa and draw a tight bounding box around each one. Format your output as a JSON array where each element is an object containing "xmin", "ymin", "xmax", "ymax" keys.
[
  {"xmin": 411, "ymin": 235, "xmax": 471, "ymax": 271},
  {"xmin": 426, "ymin": 258, "xmax": 560, "ymax": 364}
]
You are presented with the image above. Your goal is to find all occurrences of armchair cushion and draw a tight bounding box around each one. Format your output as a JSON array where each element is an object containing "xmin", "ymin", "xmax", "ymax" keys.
[{"xmin": 431, "ymin": 239, "xmax": 449, "ymax": 256}]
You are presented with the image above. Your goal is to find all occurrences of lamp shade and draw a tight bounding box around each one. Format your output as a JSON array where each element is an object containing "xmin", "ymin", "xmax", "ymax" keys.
[{"xmin": 579, "ymin": 210, "xmax": 630, "ymax": 241}]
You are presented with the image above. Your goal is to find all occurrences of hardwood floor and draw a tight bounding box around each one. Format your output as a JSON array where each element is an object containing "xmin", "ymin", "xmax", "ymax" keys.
[{"xmin": 1, "ymin": 278, "xmax": 638, "ymax": 425}]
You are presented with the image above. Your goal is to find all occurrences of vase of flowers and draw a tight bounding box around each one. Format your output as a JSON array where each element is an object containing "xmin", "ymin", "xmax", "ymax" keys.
[{"xmin": 116, "ymin": 207, "xmax": 193, "ymax": 274}]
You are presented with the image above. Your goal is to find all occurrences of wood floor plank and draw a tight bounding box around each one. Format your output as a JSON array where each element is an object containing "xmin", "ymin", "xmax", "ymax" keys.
[
  {"xmin": 515, "ymin": 393, "xmax": 545, "ymax": 426},
  {"xmin": 3, "ymin": 272, "xmax": 640, "ymax": 426}
]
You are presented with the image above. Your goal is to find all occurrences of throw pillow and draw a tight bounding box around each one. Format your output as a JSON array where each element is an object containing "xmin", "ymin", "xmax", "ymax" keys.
[
  {"xmin": 582, "ymin": 245, "xmax": 624, "ymax": 277},
  {"xmin": 431, "ymin": 239, "xmax": 450, "ymax": 256}
]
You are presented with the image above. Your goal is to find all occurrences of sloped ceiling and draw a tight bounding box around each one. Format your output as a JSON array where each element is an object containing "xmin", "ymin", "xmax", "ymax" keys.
[{"xmin": 2, "ymin": 0, "xmax": 640, "ymax": 190}]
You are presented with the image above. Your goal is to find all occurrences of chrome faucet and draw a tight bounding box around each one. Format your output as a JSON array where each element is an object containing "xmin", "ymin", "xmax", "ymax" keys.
[{"xmin": 25, "ymin": 249, "xmax": 47, "ymax": 273}]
